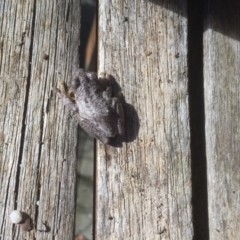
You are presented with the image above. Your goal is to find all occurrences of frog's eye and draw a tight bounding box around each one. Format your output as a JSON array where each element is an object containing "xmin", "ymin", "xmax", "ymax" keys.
[{"xmin": 72, "ymin": 77, "xmax": 81, "ymax": 89}]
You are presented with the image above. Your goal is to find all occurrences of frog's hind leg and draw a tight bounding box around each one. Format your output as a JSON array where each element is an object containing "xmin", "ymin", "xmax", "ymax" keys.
[
  {"xmin": 116, "ymin": 101, "xmax": 124, "ymax": 135},
  {"xmin": 78, "ymin": 117, "xmax": 109, "ymax": 144}
]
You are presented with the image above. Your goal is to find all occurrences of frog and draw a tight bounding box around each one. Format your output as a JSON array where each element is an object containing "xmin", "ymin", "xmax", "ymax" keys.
[{"xmin": 55, "ymin": 69, "xmax": 124, "ymax": 144}]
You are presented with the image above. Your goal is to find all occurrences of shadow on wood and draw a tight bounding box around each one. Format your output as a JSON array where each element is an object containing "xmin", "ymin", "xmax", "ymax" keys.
[
  {"xmin": 107, "ymin": 75, "xmax": 140, "ymax": 148},
  {"xmin": 188, "ymin": 1, "xmax": 209, "ymax": 239}
]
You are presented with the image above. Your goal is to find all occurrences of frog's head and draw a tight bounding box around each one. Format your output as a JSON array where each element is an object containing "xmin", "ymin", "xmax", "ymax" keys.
[{"xmin": 71, "ymin": 69, "xmax": 86, "ymax": 92}]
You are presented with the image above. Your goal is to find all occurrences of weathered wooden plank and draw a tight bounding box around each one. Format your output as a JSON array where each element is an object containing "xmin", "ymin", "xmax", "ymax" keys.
[
  {"xmin": 0, "ymin": 0, "xmax": 80, "ymax": 239},
  {"xmin": 204, "ymin": 1, "xmax": 240, "ymax": 239},
  {"xmin": 96, "ymin": 1, "xmax": 192, "ymax": 239}
]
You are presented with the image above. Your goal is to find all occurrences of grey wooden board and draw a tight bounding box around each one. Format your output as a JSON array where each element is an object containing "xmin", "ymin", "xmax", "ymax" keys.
[
  {"xmin": 204, "ymin": 0, "xmax": 240, "ymax": 239},
  {"xmin": 0, "ymin": 0, "xmax": 80, "ymax": 239},
  {"xmin": 96, "ymin": 1, "xmax": 193, "ymax": 239}
]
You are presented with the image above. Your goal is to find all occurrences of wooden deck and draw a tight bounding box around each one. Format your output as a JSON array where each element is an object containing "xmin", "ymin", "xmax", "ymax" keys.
[{"xmin": 1, "ymin": 0, "xmax": 240, "ymax": 239}]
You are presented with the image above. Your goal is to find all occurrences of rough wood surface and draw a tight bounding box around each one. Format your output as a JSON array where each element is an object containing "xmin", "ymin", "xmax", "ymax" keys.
[
  {"xmin": 204, "ymin": 1, "xmax": 240, "ymax": 239},
  {"xmin": 96, "ymin": 1, "xmax": 192, "ymax": 239},
  {"xmin": 0, "ymin": 0, "xmax": 80, "ymax": 239}
]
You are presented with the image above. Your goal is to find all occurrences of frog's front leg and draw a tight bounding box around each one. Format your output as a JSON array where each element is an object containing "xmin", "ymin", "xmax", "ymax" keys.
[
  {"xmin": 102, "ymin": 86, "xmax": 112, "ymax": 100},
  {"xmin": 55, "ymin": 82, "xmax": 78, "ymax": 113}
]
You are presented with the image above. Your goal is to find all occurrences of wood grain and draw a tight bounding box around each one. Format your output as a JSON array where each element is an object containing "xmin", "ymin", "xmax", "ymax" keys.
[
  {"xmin": 96, "ymin": 1, "xmax": 192, "ymax": 239},
  {"xmin": 0, "ymin": 0, "xmax": 80, "ymax": 239},
  {"xmin": 204, "ymin": 1, "xmax": 240, "ymax": 239}
]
